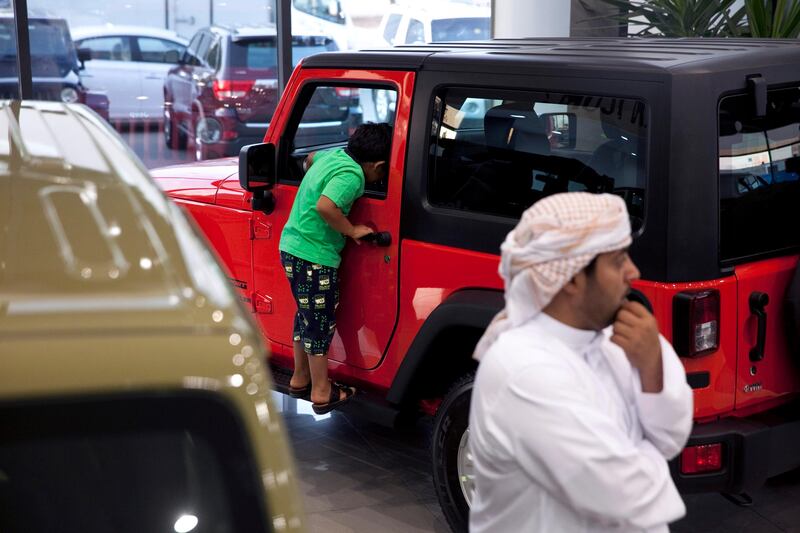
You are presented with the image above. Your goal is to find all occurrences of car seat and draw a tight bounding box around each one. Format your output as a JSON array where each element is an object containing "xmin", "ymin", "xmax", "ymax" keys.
[
  {"xmin": 588, "ymin": 120, "xmax": 639, "ymax": 187},
  {"xmin": 466, "ymin": 103, "xmax": 550, "ymax": 216}
]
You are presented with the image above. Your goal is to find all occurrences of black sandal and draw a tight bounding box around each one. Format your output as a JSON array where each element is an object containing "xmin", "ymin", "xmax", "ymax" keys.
[
  {"xmin": 312, "ymin": 381, "xmax": 355, "ymax": 414},
  {"xmin": 288, "ymin": 383, "xmax": 311, "ymax": 400}
]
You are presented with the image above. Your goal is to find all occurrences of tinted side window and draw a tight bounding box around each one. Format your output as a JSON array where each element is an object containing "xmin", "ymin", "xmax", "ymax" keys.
[
  {"xmin": 205, "ymin": 38, "xmax": 221, "ymax": 70},
  {"xmin": 406, "ymin": 19, "xmax": 425, "ymax": 44},
  {"xmin": 137, "ymin": 37, "xmax": 186, "ymax": 63},
  {"xmin": 184, "ymin": 32, "xmax": 203, "ymax": 66},
  {"xmin": 80, "ymin": 36, "xmax": 132, "ymax": 61},
  {"xmin": 195, "ymin": 33, "xmax": 212, "ymax": 66},
  {"xmin": 428, "ymin": 88, "xmax": 648, "ymax": 227},
  {"xmin": 383, "ymin": 14, "xmax": 402, "ymax": 44},
  {"xmin": 293, "ymin": 0, "xmax": 345, "ymax": 24},
  {"xmin": 719, "ymin": 87, "xmax": 800, "ymax": 262}
]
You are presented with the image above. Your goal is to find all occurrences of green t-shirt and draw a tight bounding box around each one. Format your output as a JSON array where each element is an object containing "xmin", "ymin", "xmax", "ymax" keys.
[{"xmin": 279, "ymin": 148, "xmax": 364, "ymax": 268}]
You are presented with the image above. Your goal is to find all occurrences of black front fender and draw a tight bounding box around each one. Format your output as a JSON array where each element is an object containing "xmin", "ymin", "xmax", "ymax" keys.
[{"xmin": 386, "ymin": 289, "xmax": 504, "ymax": 405}]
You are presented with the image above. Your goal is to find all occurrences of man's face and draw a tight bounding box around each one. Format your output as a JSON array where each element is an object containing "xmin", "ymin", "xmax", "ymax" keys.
[
  {"xmin": 580, "ymin": 248, "xmax": 640, "ymax": 329},
  {"xmin": 363, "ymin": 160, "xmax": 387, "ymax": 184}
]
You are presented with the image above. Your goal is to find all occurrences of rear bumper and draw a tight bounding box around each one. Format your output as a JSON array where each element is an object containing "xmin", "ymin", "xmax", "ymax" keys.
[{"xmin": 671, "ymin": 401, "xmax": 800, "ymax": 494}]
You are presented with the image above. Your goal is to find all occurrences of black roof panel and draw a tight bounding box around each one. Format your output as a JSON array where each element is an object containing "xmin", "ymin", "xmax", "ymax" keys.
[{"xmin": 302, "ymin": 37, "xmax": 800, "ymax": 75}]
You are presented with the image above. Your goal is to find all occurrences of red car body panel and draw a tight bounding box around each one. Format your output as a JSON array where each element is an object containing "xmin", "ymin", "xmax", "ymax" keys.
[
  {"xmin": 151, "ymin": 159, "xmax": 237, "ymax": 205},
  {"xmin": 733, "ymin": 256, "xmax": 800, "ymax": 411}
]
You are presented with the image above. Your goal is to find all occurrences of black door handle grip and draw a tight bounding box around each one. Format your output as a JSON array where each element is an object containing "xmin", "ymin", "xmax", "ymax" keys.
[
  {"xmin": 361, "ymin": 231, "xmax": 392, "ymax": 247},
  {"xmin": 749, "ymin": 291, "xmax": 769, "ymax": 362}
]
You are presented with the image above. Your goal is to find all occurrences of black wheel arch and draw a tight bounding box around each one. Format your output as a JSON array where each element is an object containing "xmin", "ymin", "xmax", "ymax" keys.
[{"xmin": 387, "ymin": 288, "xmax": 504, "ymax": 406}]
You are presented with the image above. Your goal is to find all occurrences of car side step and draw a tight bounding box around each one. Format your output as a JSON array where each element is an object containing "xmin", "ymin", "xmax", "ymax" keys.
[{"xmin": 268, "ymin": 362, "xmax": 405, "ymax": 428}]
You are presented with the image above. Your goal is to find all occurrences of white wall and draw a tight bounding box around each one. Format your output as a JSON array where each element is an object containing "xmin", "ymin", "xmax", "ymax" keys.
[{"xmin": 493, "ymin": 0, "xmax": 570, "ymax": 38}]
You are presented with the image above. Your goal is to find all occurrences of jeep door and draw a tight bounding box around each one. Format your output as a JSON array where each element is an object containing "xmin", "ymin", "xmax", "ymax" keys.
[
  {"xmin": 718, "ymin": 87, "xmax": 800, "ymax": 410},
  {"xmin": 251, "ymin": 69, "xmax": 414, "ymax": 371}
]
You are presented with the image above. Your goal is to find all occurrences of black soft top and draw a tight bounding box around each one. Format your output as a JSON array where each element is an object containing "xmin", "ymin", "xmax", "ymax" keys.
[{"xmin": 303, "ymin": 38, "xmax": 800, "ymax": 78}]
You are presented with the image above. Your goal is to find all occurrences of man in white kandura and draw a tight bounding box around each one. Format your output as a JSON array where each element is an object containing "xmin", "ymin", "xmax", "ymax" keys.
[{"xmin": 469, "ymin": 192, "xmax": 693, "ymax": 533}]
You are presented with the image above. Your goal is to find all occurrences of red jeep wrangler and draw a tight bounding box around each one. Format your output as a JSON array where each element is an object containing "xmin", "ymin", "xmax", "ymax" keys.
[{"xmin": 153, "ymin": 38, "xmax": 800, "ymax": 532}]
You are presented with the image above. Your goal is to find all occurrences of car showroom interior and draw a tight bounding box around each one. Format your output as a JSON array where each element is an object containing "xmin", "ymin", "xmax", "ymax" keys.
[{"xmin": 2, "ymin": 0, "xmax": 800, "ymax": 532}]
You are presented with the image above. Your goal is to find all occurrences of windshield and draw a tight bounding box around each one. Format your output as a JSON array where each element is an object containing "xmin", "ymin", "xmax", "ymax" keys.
[
  {"xmin": 230, "ymin": 36, "xmax": 336, "ymax": 70},
  {"xmin": 0, "ymin": 18, "xmax": 78, "ymax": 76},
  {"xmin": 0, "ymin": 394, "xmax": 269, "ymax": 533},
  {"xmin": 431, "ymin": 17, "xmax": 491, "ymax": 41}
]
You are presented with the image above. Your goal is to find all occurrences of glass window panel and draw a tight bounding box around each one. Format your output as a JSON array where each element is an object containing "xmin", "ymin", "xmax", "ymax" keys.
[
  {"xmin": 428, "ymin": 88, "xmax": 648, "ymax": 227},
  {"xmin": 719, "ymin": 87, "xmax": 800, "ymax": 261},
  {"xmin": 137, "ymin": 37, "xmax": 186, "ymax": 63}
]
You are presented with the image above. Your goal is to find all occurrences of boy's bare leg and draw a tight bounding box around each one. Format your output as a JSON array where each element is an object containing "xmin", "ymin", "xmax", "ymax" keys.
[
  {"xmin": 308, "ymin": 354, "xmax": 348, "ymax": 404},
  {"xmin": 289, "ymin": 341, "xmax": 310, "ymax": 389}
]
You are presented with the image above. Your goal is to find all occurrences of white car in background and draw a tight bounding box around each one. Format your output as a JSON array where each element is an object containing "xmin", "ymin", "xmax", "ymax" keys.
[
  {"xmin": 72, "ymin": 25, "xmax": 187, "ymax": 123},
  {"xmin": 376, "ymin": 3, "xmax": 491, "ymax": 46}
]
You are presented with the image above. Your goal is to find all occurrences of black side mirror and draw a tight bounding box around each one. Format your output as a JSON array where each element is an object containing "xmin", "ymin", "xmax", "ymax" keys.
[
  {"xmin": 541, "ymin": 112, "xmax": 577, "ymax": 150},
  {"xmin": 77, "ymin": 47, "xmax": 92, "ymax": 69},
  {"xmin": 239, "ymin": 143, "xmax": 277, "ymax": 213}
]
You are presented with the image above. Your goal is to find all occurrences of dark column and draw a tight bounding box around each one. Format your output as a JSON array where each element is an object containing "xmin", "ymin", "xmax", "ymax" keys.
[
  {"xmin": 12, "ymin": 0, "xmax": 33, "ymax": 99},
  {"xmin": 276, "ymin": 0, "xmax": 292, "ymax": 94}
]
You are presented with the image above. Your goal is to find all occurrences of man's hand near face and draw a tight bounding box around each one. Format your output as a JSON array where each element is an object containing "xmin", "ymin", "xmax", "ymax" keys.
[{"xmin": 611, "ymin": 300, "xmax": 664, "ymax": 393}]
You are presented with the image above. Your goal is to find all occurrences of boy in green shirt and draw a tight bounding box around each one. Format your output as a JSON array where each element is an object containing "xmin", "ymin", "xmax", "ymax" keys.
[{"xmin": 279, "ymin": 123, "xmax": 392, "ymax": 414}]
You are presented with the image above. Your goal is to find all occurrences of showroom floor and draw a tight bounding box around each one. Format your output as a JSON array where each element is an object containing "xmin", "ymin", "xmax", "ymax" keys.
[
  {"xmin": 273, "ymin": 393, "xmax": 451, "ymax": 532},
  {"xmin": 272, "ymin": 392, "xmax": 800, "ymax": 533}
]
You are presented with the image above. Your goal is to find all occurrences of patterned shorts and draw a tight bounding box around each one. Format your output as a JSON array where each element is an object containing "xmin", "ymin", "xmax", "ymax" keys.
[{"xmin": 280, "ymin": 251, "xmax": 339, "ymax": 357}]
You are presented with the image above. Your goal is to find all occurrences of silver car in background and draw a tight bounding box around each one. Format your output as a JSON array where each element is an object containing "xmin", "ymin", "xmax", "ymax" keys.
[{"xmin": 73, "ymin": 25, "xmax": 187, "ymax": 123}]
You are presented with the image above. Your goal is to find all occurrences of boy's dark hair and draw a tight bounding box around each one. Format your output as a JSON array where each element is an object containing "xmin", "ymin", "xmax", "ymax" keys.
[{"xmin": 347, "ymin": 122, "xmax": 392, "ymax": 163}]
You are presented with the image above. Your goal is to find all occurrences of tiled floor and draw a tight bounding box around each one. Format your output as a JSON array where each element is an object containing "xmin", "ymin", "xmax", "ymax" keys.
[{"xmin": 273, "ymin": 392, "xmax": 800, "ymax": 533}]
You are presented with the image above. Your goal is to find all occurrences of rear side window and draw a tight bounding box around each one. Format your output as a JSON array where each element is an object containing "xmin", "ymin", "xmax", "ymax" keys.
[
  {"xmin": 430, "ymin": 17, "xmax": 491, "ymax": 41},
  {"xmin": 406, "ymin": 19, "xmax": 425, "ymax": 44},
  {"xmin": 229, "ymin": 37, "xmax": 336, "ymax": 69},
  {"xmin": 137, "ymin": 37, "xmax": 186, "ymax": 63},
  {"xmin": 80, "ymin": 36, "xmax": 132, "ymax": 61},
  {"xmin": 383, "ymin": 14, "xmax": 402, "ymax": 44},
  {"xmin": 0, "ymin": 18, "xmax": 77, "ymax": 74},
  {"xmin": 719, "ymin": 87, "xmax": 800, "ymax": 262},
  {"xmin": 293, "ymin": 0, "xmax": 345, "ymax": 24},
  {"xmin": 0, "ymin": 394, "xmax": 270, "ymax": 533},
  {"xmin": 428, "ymin": 88, "xmax": 648, "ymax": 228}
]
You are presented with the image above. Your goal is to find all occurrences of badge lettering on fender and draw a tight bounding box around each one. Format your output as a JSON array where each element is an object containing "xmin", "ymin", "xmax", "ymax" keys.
[{"xmin": 743, "ymin": 382, "xmax": 763, "ymax": 393}]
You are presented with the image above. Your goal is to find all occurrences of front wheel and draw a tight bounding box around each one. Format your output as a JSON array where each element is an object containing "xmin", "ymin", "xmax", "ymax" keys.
[
  {"xmin": 163, "ymin": 103, "xmax": 186, "ymax": 150},
  {"xmin": 432, "ymin": 373, "xmax": 474, "ymax": 533}
]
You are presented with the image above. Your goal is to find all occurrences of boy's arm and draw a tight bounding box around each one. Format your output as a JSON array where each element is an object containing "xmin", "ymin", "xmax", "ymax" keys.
[
  {"xmin": 316, "ymin": 195, "xmax": 373, "ymax": 242},
  {"xmin": 302, "ymin": 152, "xmax": 316, "ymax": 173}
]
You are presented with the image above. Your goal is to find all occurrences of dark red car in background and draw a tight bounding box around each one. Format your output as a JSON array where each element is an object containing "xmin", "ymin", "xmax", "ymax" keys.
[{"xmin": 162, "ymin": 25, "xmax": 353, "ymax": 161}]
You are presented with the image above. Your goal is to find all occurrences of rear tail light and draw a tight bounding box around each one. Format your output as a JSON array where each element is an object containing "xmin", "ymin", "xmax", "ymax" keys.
[
  {"xmin": 213, "ymin": 79, "xmax": 255, "ymax": 100},
  {"xmin": 680, "ymin": 443, "xmax": 723, "ymax": 474},
  {"xmin": 673, "ymin": 289, "xmax": 720, "ymax": 357}
]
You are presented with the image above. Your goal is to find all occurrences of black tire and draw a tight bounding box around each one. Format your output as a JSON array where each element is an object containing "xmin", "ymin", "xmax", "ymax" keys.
[
  {"xmin": 432, "ymin": 373, "xmax": 474, "ymax": 533},
  {"xmin": 163, "ymin": 102, "xmax": 186, "ymax": 150}
]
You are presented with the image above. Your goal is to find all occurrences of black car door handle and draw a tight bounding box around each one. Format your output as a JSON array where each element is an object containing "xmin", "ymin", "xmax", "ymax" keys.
[
  {"xmin": 749, "ymin": 291, "xmax": 769, "ymax": 362},
  {"xmin": 361, "ymin": 231, "xmax": 392, "ymax": 247}
]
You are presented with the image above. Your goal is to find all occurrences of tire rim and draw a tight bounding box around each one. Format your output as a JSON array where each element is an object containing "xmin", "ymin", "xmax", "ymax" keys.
[
  {"xmin": 194, "ymin": 125, "xmax": 203, "ymax": 161},
  {"xmin": 164, "ymin": 108, "xmax": 171, "ymax": 140},
  {"xmin": 456, "ymin": 427, "xmax": 475, "ymax": 506},
  {"xmin": 374, "ymin": 90, "xmax": 389, "ymax": 122}
]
